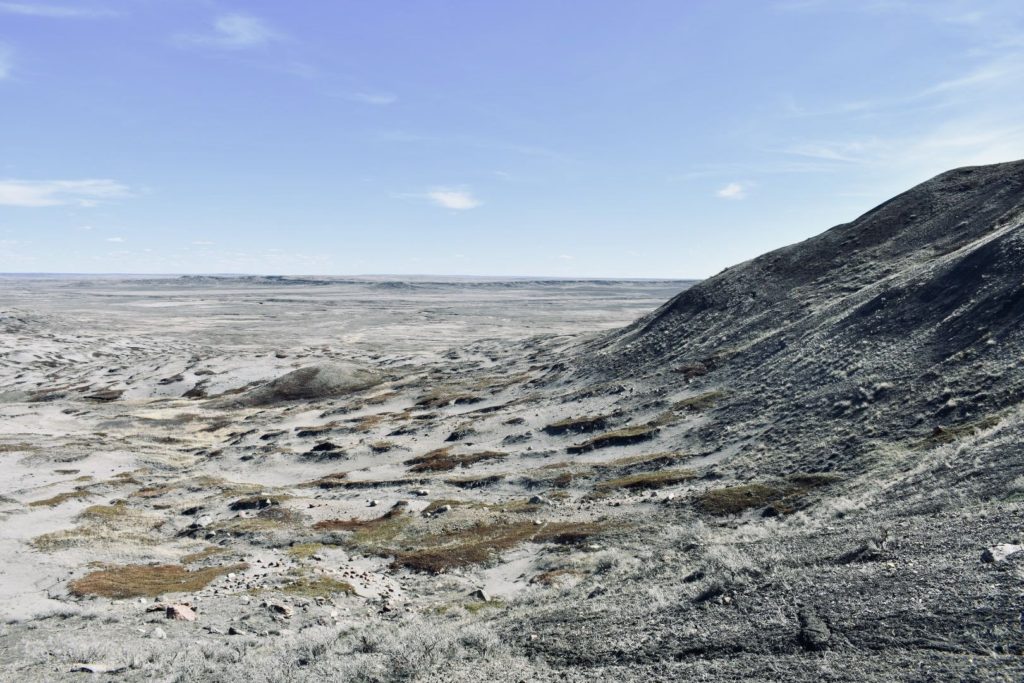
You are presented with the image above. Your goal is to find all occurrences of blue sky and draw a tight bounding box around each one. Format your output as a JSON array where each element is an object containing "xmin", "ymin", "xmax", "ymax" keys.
[{"xmin": 2, "ymin": 0, "xmax": 1024, "ymax": 277}]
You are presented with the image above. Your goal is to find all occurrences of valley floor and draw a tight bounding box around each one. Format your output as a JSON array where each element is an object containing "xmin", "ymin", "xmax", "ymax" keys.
[{"xmin": 0, "ymin": 276, "xmax": 1021, "ymax": 682}]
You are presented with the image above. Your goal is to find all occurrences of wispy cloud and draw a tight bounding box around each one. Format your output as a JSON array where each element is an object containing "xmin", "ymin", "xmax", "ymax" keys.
[
  {"xmin": 347, "ymin": 92, "xmax": 398, "ymax": 106},
  {"xmin": 176, "ymin": 14, "xmax": 282, "ymax": 50},
  {"xmin": 426, "ymin": 188, "xmax": 482, "ymax": 210},
  {"xmin": 716, "ymin": 182, "xmax": 748, "ymax": 200},
  {"xmin": 105, "ymin": 236, "xmax": 124, "ymax": 243},
  {"xmin": 0, "ymin": 2, "xmax": 115, "ymax": 18},
  {"xmin": 0, "ymin": 43, "xmax": 12, "ymax": 80},
  {"xmin": 0, "ymin": 179, "xmax": 132, "ymax": 207}
]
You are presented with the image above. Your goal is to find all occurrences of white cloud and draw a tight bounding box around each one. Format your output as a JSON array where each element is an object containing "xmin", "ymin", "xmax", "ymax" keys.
[
  {"xmin": 0, "ymin": 43, "xmax": 13, "ymax": 80},
  {"xmin": 0, "ymin": 3, "xmax": 115, "ymax": 18},
  {"xmin": 105, "ymin": 236, "xmax": 124, "ymax": 243},
  {"xmin": 558, "ymin": 254, "xmax": 574, "ymax": 260},
  {"xmin": 0, "ymin": 179, "xmax": 132, "ymax": 207},
  {"xmin": 192, "ymin": 240, "xmax": 214, "ymax": 246},
  {"xmin": 716, "ymin": 182, "xmax": 748, "ymax": 200},
  {"xmin": 177, "ymin": 14, "xmax": 281, "ymax": 50},
  {"xmin": 426, "ymin": 189, "xmax": 482, "ymax": 210},
  {"xmin": 347, "ymin": 92, "xmax": 398, "ymax": 105}
]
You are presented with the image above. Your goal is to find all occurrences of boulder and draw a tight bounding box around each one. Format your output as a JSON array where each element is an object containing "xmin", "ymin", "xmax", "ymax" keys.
[
  {"xmin": 166, "ymin": 604, "xmax": 197, "ymax": 621},
  {"xmin": 981, "ymin": 544, "xmax": 1024, "ymax": 563},
  {"xmin": 234, "ymin": 363, "xmax": 381, "ymax": 406}
]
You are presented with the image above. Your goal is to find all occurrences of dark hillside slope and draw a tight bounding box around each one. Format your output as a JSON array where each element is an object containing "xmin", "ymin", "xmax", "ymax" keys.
[{"xmin": 583, "ymin": 160, "xmax": 1024, "ymax": 477}]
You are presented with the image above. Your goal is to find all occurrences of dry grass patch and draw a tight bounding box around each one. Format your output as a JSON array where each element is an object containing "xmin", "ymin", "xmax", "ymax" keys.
[
  {"xmin": 281, "ymin": 575, "xmax": 355, "ymax": 598},
  {"xmin": 405, "ymin": 448, "xmax": 507, "ymax": 473},
  {"xmin": 69, "ymin": 562, "xmax": 247, "ymax": 599},
  {"xmin": 446, "ymin": 474, "xmax": 505, "ymax": 489},
  {"xmin": 543, "ymin": 415, "xmax": 611, "ymax": 436},
  {"xmin": 390, "ymin": 520, "xmax": 610, "ymax": 574},
  {"xmin": 567, "ymin": 425, "xmax": 659, "ymax": 454},
  {"xmin": 696, "ymin": 473, "xmax": 841, "ymax": 516},
  {"xmin": 181, "ymin": 546, "xmax": 227, "ymax": 565},
  {"xmin": 593, "ymin": 451, "xmax": 687, "ymax": 473},
  {"xmin": 314, "ymin": 507, "xmax": 412, "ymax": 552},
  {"xmin": 415, "ymin": 388, "xmax": 482, "ymax": 409},
  {"xmin": 531, "ymin": 567, "xmax": 584, "ymax": 586},
  {"xmin": 672, "ymin": 390, "xmax": 725, "ymax": 412},
  {"xmin": 213, "ymin": 507, "xmax": 304, "ymax": 536},
  {"xmin": 369, "ymin": 440, "xmax": 397, "ymax": 453},
  {"xmin": 131, "ymin": 485, "xmax": 175, "ymax": 499},
  {"xmin": 28, "ymin": 489, "xmax": 94, "ymax": 508},
  {"xmin": 303, "ymin": 471, "xmax": 348, "ymax": 489},
  {"xmin": 914, "ymin": 415, "xmax": 1002, "ymax": 449},
  {"xmin": 286, "ymin": 542, "xmax": 325, "ymax": 560},
  {"xmin": 594, "ymin": 468, "xmax": 696, "ymax": 492}
]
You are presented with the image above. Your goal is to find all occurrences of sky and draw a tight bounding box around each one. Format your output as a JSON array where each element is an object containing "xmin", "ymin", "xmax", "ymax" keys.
[{"xmin": 2, "ymin": 0, "xmax": 1024, "ymax": 277}]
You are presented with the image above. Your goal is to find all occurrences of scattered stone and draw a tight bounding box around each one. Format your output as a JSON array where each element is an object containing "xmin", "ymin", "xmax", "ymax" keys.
[
  {"xmin": 981, "ymin": 544, "xmax": 1024, "ymax": 563},
  {"xmin": 528, "ymin": 495, "xmax": 550, "ymax": 505},
  {"xmin": 413, "ymin": 489, "xmax": 430, "ymax": 497},
  {"xmin": 469, "ymin": 588, "xmax": 490, "ymax": 602},
  {"xmin": 150, "ymin": 626, "xmax": 167, "ymax": 640},
  {"xmin": 368, "ymin": 499, "xmax": 380, "ymax": 508}
]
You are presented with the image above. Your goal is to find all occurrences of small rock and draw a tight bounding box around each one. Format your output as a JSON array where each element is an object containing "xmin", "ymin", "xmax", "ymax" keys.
[
  {"xmin": 166, "ymin": 604, "xmax": 197, "ymax": 621},
  {"xmin": 195, "ymin": 515, "xmax": 213, "ymax": 528},
  {"xmin": 587, "ymin": 586, "xmax": 606, "ymax": 599},
  {"xmin": 528, "ymin": 495, "xmax": 549, "ymax": 506},
  {"xmin": 228, "ymin": 626, "xmax": 248, "ymax": 636},
  {"xmin": 368, "ymin": 500, "xmax": 380, "ymax": 508},
  {"xmin": 432, "ymin": 504, "xmax": 452, "ymax": 515},
  {"xmin": 71, "ymin": 663, "xmax": 126, "ymax": 675},
  {"xmin": 150, "ymin": 627, "xmax": 167, "ymax": 640},
  {"xmin": 469, "ymin": 588, "xmax": 490, "ymax": 602},
  {"xmin": 413, "ymin": 489, "xmax": 430, "ymax": 497},
  {"xmin": 981, "ymin": 544, "xmax": 1024, "ymax": 563}
]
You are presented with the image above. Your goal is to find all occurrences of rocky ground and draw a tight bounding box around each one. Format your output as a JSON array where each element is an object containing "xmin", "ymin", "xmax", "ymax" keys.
[{"xmin": 3, "ymin": 162, "xmax": 1024, "ymax": 682}]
